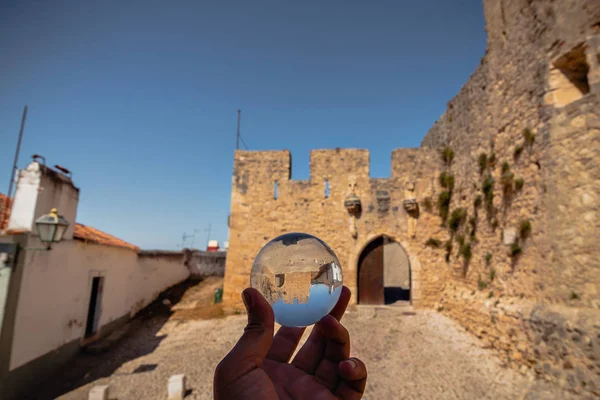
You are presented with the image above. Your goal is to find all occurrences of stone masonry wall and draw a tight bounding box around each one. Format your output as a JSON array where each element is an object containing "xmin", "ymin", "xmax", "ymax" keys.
[
  {"xmin": 184, "ymin": 250, "xmax": 226, "ymax": 278},
  {"xmin": 420, "ymin": 0, "xmax": 600, "ymax": 395},
  {"xmin": 224, "ymin": 0, "xmax": 600, "ymax": 395},
  {"xmin": 224, "ymin": 147, "xmax": 451, "ymax": 310}
]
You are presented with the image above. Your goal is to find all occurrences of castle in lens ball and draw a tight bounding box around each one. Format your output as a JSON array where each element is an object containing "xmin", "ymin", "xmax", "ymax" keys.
[{"xmin": 250, "ymin": 232, "xmax": 343, "ymax": 327}]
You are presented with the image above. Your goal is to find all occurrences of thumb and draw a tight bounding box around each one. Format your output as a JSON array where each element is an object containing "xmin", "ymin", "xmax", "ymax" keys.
[{"xmin": 215, "ymin": 288, "xmax": 274, "ymax": 383}]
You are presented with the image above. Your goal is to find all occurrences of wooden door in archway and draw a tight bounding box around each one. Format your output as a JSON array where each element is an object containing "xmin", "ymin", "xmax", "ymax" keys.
[{"xmin": 358, "ymin": 236, "xmax": 384, "ymax": 304}]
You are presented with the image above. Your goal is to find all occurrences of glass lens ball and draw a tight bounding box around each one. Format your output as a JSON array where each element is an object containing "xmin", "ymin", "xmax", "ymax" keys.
[{"xmin": 250, "ymin": 232, "xmax": 343, "ymax": 327}]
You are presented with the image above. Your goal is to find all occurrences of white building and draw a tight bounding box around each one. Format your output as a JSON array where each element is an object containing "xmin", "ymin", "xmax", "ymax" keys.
[{"xmin": 0, "ymin": 158, "xmax": 191, "ymax": 399}]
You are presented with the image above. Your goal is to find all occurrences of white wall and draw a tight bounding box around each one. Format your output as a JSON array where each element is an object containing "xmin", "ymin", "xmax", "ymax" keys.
[
  {"xmin": 8, "ymin": 237, "xmax": 189, "ymax": 371},
  {"xmin": 7, "ymin": 163, "xmax": 42, "ymax": 233},
  {"xmin": 34, "ymin": 169, "xmax": 79, "ymax": 240},
  {"xmin": 7, "ymin": 162, "xmax": 79, "ymax": 240},
  {"xmin": 130, "ymin": 255, "xmax": 189, "ymax": 315}
]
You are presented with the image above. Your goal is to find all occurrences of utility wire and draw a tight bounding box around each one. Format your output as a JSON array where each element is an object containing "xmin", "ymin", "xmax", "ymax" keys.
[{"xmin": 239, "ymin": 135, "xmax": 249, "ymax": 150}]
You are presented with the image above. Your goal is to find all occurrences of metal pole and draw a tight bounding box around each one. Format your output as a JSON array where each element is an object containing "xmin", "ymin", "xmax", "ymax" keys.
[
  {"xmin": 236, "ymin": 110, "xmax": 241, "ymax": 150},
  {"xmin": 190, "ymin": 229, "xmax": 199, "ymax": 249},
  {"xmin": 206, "ymin": 223, "xmax": 211, "ymax": 249},
  {"xmin": 7, "ymin": 106, "xmax": 28, "ymax": 199}
]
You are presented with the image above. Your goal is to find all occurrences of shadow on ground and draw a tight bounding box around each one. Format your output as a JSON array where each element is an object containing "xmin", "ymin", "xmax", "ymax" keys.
[{"xmin": 27, "ymin": 279, "xmax": 203, "ymax": 400}]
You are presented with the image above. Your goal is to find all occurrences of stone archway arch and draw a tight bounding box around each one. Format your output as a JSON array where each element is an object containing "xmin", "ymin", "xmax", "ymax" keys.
[{"xmin": 350, "ymin": 232, "xmax": 422, "ymax": 306}]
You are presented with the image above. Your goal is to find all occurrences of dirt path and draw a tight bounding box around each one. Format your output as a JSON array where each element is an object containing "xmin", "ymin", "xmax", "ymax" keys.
[{"xmin": 34, "ymin": 279, "xmax": 583, "ymax": 399}]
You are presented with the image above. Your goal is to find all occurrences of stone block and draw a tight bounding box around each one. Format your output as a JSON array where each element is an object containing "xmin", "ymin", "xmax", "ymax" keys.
[
  {"xmin": 168, "ymin": 374, "xmax": 187, "ymax": 400},
  {"xmin": 89, "ymin": 385, "xmax": 110, "ymax": 400},
  {"xmin": 503, "ymin": 227, "xmax": 516, "ymax": 245}
]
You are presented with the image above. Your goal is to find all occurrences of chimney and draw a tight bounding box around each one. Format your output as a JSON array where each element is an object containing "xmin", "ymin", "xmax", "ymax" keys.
[{"xmin": 7, "ymin": 157, "xmax": 79, "ymax": 240}]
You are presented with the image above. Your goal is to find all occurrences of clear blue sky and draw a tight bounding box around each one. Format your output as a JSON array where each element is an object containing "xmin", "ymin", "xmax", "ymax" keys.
[{"xmin": 0, "ymin": 0, "xmax": 486, "ymax": 250}]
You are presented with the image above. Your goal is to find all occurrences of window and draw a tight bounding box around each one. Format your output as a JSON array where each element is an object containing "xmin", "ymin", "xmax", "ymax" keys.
[
  {"xmin": 325, "ymin": 179, "xmax": 330, "ymax": 198},
  {"xmin": 275, "ymin": 274, "xmax": 285, "ymax": 287},
  {"xmin": 274, "ymin": 180, "xmax": 278, "ymax": 200},
  {"xmin": 547, "ymin": 43, "xmax": 590, "ymax": 107}
]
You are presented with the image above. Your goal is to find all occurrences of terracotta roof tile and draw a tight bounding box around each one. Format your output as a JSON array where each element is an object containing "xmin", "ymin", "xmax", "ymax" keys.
[
  {"xmin": 0, "ymin": 193, "xmax": 11, "ymax": 231},
  {"xmin": 1, "ymin": 191, "xmax": 137, "ymax": 251},
  {"xmin": 74, "ymin": 223, "xmax": 139, "ymax": 251}
]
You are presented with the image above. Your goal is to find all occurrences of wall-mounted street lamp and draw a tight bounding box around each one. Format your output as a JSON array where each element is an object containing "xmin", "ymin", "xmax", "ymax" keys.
[
  {"xmin": 0, "ymin": 209, "xmax": 70, "ymax": 272},
  {"xmin": 33, "ymin": 208, "xmax": 70, "ymax": 250}
]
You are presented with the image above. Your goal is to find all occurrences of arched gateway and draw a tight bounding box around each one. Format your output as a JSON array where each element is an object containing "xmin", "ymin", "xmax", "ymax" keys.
[{"xmin": 357, "ymin": 235, "xmax": 411, "ymax": 305}]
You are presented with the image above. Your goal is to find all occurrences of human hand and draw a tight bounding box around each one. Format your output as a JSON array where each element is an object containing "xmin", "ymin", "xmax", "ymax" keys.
[{"xmin": 214, "ymin": 286, "xmax": 367, "ymax": 399}]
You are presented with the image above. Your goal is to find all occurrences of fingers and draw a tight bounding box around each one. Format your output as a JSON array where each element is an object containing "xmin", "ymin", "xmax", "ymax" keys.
[
  {"xmin": 336, "ymin": 357, "xmax": 368, "ymax": 400},
  {"xmin": 266, "ymin": 326, "xmax": 305, "ymax": 362},
  {"xmin": 214, "ymin": 288, "xmax": 274, "ymax": 386},
  {"xmin": 328, "ymin": 285, "xmax": 351, "ymax": 321},
  {"xmin": 312, "ymin": 315, "xmax": 351, "ymax": 390},
  {"xmin": 291, "ymin": 286, "xmax": 351, "ymax": 372}
]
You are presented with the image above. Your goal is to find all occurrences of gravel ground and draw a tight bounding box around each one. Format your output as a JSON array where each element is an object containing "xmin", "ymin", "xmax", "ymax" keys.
[{"xmin": 31, "ymin": 280, "xmax": 584, "ymax": 399}]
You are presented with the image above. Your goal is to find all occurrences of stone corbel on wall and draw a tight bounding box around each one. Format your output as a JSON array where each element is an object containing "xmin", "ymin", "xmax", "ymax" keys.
[
  {"xmin": 344, "ymin": 177, "xmax": 361, "ymax": 239},
  {"xmin": 403, "ymin": 182, "xmax": 419, "ymax": 238}
]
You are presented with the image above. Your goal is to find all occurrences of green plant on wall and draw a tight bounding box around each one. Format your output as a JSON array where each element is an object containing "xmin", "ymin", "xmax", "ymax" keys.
[
  {"xmin": 438, "ymin": 191, "xmax": 452, "ymax": 223},
  {"xmin": 488, "ymin": 152, "xmax": 496, "ymax": 166},
  {"xmin": 570, "ymin": 291, "xmax": 580, "ymax": 300},
  {"xmin": 448, "ymin": 208, "xmax": 466, "ymax": 232},
  {"xmin": 519, "ymin": 219, "xmax": 532, "ymax": 240},
  {"xmin": 510, "ymin": 242, "xmax": 522, "ymax": 257},
  {"xmin": 523, "ymin": 128, "xmax": 535, "ymax": 147},
  {"xmin": 473, "ymin": 195, "xmax": 482, "ymax": 209},
  {"xmin": 441, "ymin": 146, "xmax": 455, "ymax": 166},
  {"xmin": 422, "ymin": 197, "xmax": 433, "ymax": 212},
  {"xmin": 455, "ymin": 234, "xmax": 465, "ymax": 247},
  {"xmin": 477, "ymin": 275, "xmax": 488, "ymax": 290},
  {"xmin": 484, "ymin": 253, "xmax": 492, "ymax": 266},
  {"xmin": 514, "ymin": 178, "xmax": 524, "ymax": 191},
  {"xmin": 468, "ymin": 216, "xmax": 477, "ymax": 238},
  {"xmin": 478, "ymin": 153, "xmax": 488, "ymax": 174},
  {"xmin": 489, "ymin": 268, "xmax": 496, "ymax": 281},
  {"xmin": 500, "ymin": 162, "xmax": 514, "ymax": 195},
  {"xmin": 513, "ymin": 145, "xmax": 524, "ymax": 160},
  {"xmin": 444, "ymin": 239, "xmax": 453, "ymax": 262},
  {"xmin": 482, "ymin": 175, "xmax": 495, "ymax": 210},
  {"xmin": 460, "ymin": 242, "xmax": 472, "ymax": 262},
  {"xmin": 425, "ymin": 238, "xmax": 442, "ymax": 248},
  {"xmin": 446, "ymin": 174, "xmax": 455, "ymax": 191},
  {"xmin": 439, "ymin": 172, "xmax": 455, "ymax": 191}
]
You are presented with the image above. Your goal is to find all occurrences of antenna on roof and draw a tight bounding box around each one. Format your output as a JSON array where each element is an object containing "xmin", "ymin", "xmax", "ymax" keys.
[
  {"xmin": 236, "ymin": 110, "xmax": 241, "ymax": 150},
  {"xmin": 205, "ymin": 223, "xmax": 212, "ymax": 249},
  {"xmin": 235, "ymin": 110, "xmax": 249, "ymax": 150},
  {"xmin": 181, "ymin": 229, "xmax": 199, "ymax": 249},
  {"xmin": 7, "ymin": 105, "xmax": 28, "ymax": 200}
]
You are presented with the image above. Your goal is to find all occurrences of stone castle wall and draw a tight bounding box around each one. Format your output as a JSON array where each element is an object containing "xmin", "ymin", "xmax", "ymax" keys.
[
  {"xmin": 224, "ymin": 147, "xmax": 452, "ymax": 309},
  {"xmin": 419, "ymin": 0, "xmax": 600, "ymax": 395},
  {"xmin": 224, "ymin": 0, "xmax": 600, "ymax": 395},
  {"xmin": 421, "ymin": 0, "xmax": 600, "ymax": 307}
]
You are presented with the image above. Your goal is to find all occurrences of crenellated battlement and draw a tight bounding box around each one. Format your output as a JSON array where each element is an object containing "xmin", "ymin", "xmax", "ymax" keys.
[{"xmin": 233, "ymin": 148, "xmax": 438, "ymax": 197}]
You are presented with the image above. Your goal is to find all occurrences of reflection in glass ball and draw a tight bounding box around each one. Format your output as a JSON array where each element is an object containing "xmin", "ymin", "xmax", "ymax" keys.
[{"xmin": 250, "ymin": 232, "xmax": 343, "ymax": 327}]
